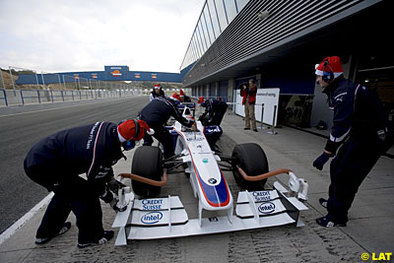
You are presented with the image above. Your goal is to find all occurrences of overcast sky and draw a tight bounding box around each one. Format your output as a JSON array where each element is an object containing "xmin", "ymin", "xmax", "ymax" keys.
[{"xmin": 0, "ymin": 0, "xmax": 203, "ymax": 73}]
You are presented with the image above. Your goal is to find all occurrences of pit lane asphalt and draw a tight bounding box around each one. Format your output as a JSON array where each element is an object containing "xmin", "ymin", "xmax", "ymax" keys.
[
  {"xmin": 1, "ymin": 97, "xmax": 393, "ymax": 263},
  {"xmin": 0, "ymin": 96, "xmax": 148, "ymax": 234}
]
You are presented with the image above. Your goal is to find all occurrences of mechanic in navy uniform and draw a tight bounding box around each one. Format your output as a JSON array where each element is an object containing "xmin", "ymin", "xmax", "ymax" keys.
[
  {"xmin": 197, "ymin": 96, "xmax": 228, "ymax": 126},
  {"xmin": 24, "ymin": 119, "xmax": 150, "ymax": 248},
  {"xmin": 197, "ymin": 97, "xmax": 228, "ymax": 150},
  {"xmin": 313, "ymin": 56, "xmax": 389, "ymax": 227},
  {"xmin": 139, "ymin": 96, "xmax": 195, "ymax": 159}
]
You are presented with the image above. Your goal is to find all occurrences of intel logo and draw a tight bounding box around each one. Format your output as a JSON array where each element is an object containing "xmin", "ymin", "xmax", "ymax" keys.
[
  {"xmin": 258, "ymin": 202, "xmax": 276, "ymax": 214},
  {"xmin": 140, "ymin": 212, "xmax": 163, "ymax": 225}
]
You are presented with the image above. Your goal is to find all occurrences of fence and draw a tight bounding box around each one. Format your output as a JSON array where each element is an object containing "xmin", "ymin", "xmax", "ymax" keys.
[
  {"xmin": 0, "ymin": 88, "xmax": 141, "ymax": 107},
  {"xmin": 0, "ymin": 66, "xmax": 142, "ymax": 107}
]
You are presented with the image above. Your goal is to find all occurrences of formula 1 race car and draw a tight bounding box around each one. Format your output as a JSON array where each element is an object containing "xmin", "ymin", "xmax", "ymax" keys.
[{"xmin": 111, "ymin": 106, "xmax": 309, "ymax": 246}]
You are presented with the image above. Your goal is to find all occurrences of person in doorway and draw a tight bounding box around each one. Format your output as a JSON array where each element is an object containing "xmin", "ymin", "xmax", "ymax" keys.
[
  {"xmin": 149, "ymin": 84, "xmax": 167, "ymax": 101},
  {"xmin": 241, "ymin": 79, "xmax": 258, "ymax": 132},
  {"xmin": 24, "ymin": 119, "xmax": 150, "ymax": 248},
  {"xmin": 312, "ymin": 56, "xmax": 389, "ymax": 227}
]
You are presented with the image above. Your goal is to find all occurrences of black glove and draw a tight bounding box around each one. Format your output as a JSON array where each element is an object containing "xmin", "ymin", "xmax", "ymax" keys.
[
  {"xmin": 313, "ymin": 152, "xmax": 331, "ymax": 170},
  {"xmin": 110, "ymin": 197, "xmax": 127, "ymax": 212},
  {"xmin": 99, "ymin": 186, "xmax": 114, "ymax": 203},
  {"xmin": 95, "ymin": 166, "xmax": 114, "ymax": 181},
  {"xmin": 108, "ymin": 177, "xmax": 126, "ymax": 194}
]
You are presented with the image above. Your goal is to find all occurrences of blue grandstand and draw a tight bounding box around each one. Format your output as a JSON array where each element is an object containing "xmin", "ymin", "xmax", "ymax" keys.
[{"xmin": 16, "ymin": 65, "xmax": 183, "ymax": 85}]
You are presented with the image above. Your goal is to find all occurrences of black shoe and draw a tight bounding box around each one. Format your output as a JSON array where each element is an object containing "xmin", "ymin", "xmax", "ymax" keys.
[
  {"xmin": 319, "ymin": 198, "xmax": 328, "ymax": 208},
  {"xmin": 35, "ymin": 222, "xmax": 71, "ymax": 245},
  {"xmin": 244, "ymin": 128, "xmax": 250, "ymax": 130},
  {"xmin": 253, "ymin": 129, "xmax": 258, "ymax": 132},
  {"xmin": 316, "ymin": 216, "xmax": 346, "ymax": 228},
  {"xmin": 77, "ymin": 230, "xmax": 114, "ymax": 248}
]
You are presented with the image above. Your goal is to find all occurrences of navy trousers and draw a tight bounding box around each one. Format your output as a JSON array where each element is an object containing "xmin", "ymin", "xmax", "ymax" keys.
[
  {"xmin": 327, "ymin": 136, "xmax": 381, "ymax": 223},
  {"xmin": 209, "ymin": 104, "xmax": 228, "ymax": 126},
  {"xmin": 25, "ymin": 167, "xmax": 104, "ymax": 243}
]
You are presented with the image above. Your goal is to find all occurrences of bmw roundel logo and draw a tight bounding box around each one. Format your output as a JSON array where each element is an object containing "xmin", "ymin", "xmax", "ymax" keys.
[{"xmin": 208, "ymin": 178, "xmax": 217, "ymax": 184}]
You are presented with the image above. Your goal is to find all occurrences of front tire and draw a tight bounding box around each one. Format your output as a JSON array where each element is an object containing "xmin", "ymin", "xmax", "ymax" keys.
[
  {"xmin": 231, "ymin": 143, "xmax": 268, "ymax": 190},
  {"xmin": 131, "ymin": 146, "xmax": 163, "ymax": 197}
]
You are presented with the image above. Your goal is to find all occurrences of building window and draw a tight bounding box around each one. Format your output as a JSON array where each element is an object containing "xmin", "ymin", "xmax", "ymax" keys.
[
  {"xmin": 193, "ymin": 32, "xmax": 204, "ymax": 57},
  {"xmin": 207, "ymin": 0, "xmax": 221, "ymax": 38},
  {"xmin": 236, "ymin": 0, "xmax": 249, "ymax": 12},
  {"xmin": 215, "ymin": 0, "xmax": 229, "ymax": 32},
  {"xmin": 191, "ymin": 41, "xmax": 198, "ymax": 61},
  {"xmin": 201, "ymin": 13, "xmax": 212, "ymax": 46},
  {"xmin": 197, "ymin": 22, "xmax": 207, "ymax": 52},
  {"xmin": 223, "ymin": 0, "xmax": 237, "ymax": 22},
  {"xmin": 203, "ymin": 5, "xmax": 216, "ymax": 42}
]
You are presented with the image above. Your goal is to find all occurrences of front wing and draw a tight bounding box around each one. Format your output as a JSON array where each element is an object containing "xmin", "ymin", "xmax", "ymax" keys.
[{"xmin": 112, "ymin": 181, "xmax": 308, "ymax": 246}]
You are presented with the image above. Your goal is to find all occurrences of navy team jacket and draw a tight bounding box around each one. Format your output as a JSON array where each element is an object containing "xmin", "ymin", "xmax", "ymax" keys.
[
  {"xmin": 201, "ymin": 98, "xmax": 228, "ymax": 121},
  {"xmin": 24, "ymin": 122, "xmax": 123, "ymax": 182},
  {"xmin": 139, "ymin": 97, "xmax": 193, "ymax": 128},
  {"xmin": 323, "ymin": 76, "xmax": 387, "ymax": 154}
]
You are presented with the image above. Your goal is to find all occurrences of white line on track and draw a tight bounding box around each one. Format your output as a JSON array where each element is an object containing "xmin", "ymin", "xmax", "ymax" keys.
[{"xmin": 0, "ymin": 192, "xmax": 54, "ymax": 246}]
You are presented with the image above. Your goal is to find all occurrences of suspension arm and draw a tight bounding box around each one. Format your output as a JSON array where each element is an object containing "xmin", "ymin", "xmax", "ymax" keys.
[
  {"xmin": 118, "ymin": 169, "xmax": 168, "ymax": 187},
  {"xmin": 236, "ymin": 166, "xmax": 292, "ymax": 181}
]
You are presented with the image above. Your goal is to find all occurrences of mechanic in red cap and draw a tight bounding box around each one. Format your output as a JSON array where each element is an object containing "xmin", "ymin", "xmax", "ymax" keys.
[
  {"xmin": 197, "ymin": 96, "xmax": 228, "ymax": 126},
  {"xmin": 179, "ymin": 89, "xmax": 191, "ymax": 102},
  {"xmin": 313, "ymin": 56, "xmax": 390, "ymax": 228},
  {"xmin": 149, "ymin": 83, "xmax": 167, "ymax": 101},
  {"xmin": 172, "ymin": 92, "xmax": 181, "ymax": 101},
  {"xmin": 179, "ymin": 89, "xmax": 184, "ymax": 100},
  {"xmin": 24, "ymin": 119, "xmax": 150, "ymax": 248}
]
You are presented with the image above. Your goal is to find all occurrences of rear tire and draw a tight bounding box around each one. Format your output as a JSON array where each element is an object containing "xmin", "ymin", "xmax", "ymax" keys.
[
  {"xmin": 131, "ymin": 146, "xmax": 163, "ymax": 197},
  {"xmin": 231, "ymin": 143, "xmax": 268, "ymax": 190}
]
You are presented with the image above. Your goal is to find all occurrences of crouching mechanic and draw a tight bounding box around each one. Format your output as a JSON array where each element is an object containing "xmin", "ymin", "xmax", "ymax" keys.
[
  {"xmin": 24, "ymin": 119, "xmax": 150, "ymax": 248},
  {"xmin": 139, "ymin": 96, "xmax": 195, "ymax": 159},
  {"xmin": 313, "ymin": 56, "xmax": 389, "ymax": 227},
  {"xmin": 197, "ymin": 97, "xmax": 228, "ymax": 126}
]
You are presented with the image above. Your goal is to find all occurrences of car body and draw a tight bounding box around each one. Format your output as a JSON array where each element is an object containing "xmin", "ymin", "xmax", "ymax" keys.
[{"xmin": 112, "ymin": 106, "xmax": 309, "ymax": 246}]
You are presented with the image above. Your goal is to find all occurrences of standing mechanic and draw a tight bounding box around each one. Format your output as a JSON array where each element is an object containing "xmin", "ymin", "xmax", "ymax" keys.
[
  {"xmin": 139, "ymin": 97, "xmax": 195, "ymax": 159},
  {"xmin": 313, "ymin": 56, "xmax": 389, "ymax": 227},
  {"xmin": 24, "ymin": 119, "xmax": 150, "ymax": 248},
  {"xmin": 149, "ymin": 83, "xmax": 167, "ymax": 101},
  {"xmin": 197, "ymin": 96, "xmax": 228, "ymax": 126}
]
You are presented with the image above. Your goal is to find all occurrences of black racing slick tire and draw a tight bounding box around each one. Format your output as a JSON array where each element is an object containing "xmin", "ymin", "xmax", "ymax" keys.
[
  {"xmin": 231, "ymin": 143, "xmax": 268, "ymax": 190},
  {"xmin": 131, "ymin": 146, "xmax": 163, "ymax": 198}
]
